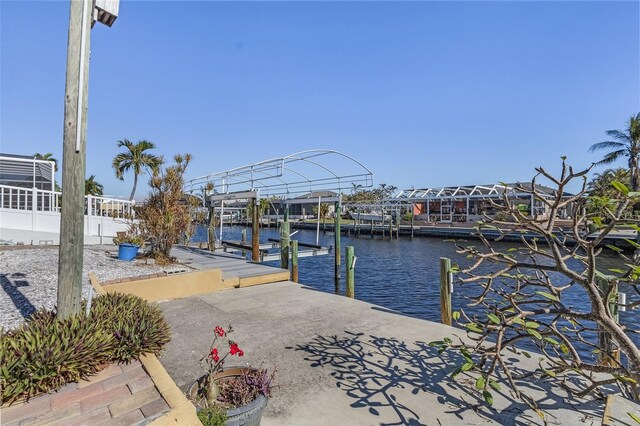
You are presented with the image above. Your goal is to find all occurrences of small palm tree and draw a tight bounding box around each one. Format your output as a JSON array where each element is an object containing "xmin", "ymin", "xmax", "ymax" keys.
[
  {"xmin": 85, "ymin": 175, "xmax": 104, "ymax": 196},
  {"xmin": 33, "ymin": 152, "xmax": 58, "ymax": 172},
  {"xmin": 587, "ymin": 168, "xmax": 630, "ymax": 197},
  {"xmin": 589, "ymin": 113, "xmax": 640, "ymax": 192},
  {"xmin": 112, "ymin": 139, "xmax": 162, "ymax": 201}
]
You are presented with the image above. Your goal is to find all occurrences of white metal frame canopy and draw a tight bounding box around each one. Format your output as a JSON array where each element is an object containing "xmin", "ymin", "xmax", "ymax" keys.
[
  {"xmin": 184, "ymin": 149, "xmax": 374, "ymax": 201},
  {"xmin": 184, "ymin": 149, "xmax": 374, "ymax": 251}
]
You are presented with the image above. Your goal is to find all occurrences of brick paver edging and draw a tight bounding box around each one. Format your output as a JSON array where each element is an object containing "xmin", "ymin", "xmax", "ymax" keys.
[
  {"xmin": 140, "ymin": 353, "xmax": 200, "ymax": 426},
  {"xmin": 0, "ymin": 361, "xmax": 171, "ymax": 425},
  {"xmin": 89, "ymin": 272, "xmax": 201, "ymax": 426}
]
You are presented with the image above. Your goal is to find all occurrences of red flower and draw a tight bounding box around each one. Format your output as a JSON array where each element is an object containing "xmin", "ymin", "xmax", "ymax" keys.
[
  {"xmin": 210, "ymin": 347, "xmax": 220, "ymax": 362},
  {"xmin": 229, "ymin": 342, "xmax": 243, "ymax": 356},
  {"xmin": 214, "ymin": 326, "xmax": 225, "ymax": 337}
]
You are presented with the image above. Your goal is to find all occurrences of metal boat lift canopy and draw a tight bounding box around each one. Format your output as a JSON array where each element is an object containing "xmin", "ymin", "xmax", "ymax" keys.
[
  {"xmin": 184, "ymin": 149, "xmax": 374, "ymax": 202},
  {"xmin": 184, "ymin": 150, "xmax": 374, "ymax": 253}
]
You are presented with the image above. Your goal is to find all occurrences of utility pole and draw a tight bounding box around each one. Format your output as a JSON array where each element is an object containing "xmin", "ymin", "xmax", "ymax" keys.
[{"xmin": 57, "ymin": 0, "xmax": 118, "ymax": 318}]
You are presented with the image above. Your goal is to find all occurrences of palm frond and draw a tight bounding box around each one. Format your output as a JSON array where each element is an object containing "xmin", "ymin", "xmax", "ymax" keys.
[
  {"xmin": 589, "ymin": 141, "xmax": 625, "ymax": 152},
  {"xmin": 136, "ymin": 140, "xmax": 156, "ymax": 151},
  {"xmin": 593, "ymin": 149, "xmax": 626, "ymax": 165},
  {"xmin": 116, "ymin": 138, "xmax": 133, "ymax": 149},
  {"xmin": 604, "ymin": 130, "xmax": 632, "ymax": 144}
]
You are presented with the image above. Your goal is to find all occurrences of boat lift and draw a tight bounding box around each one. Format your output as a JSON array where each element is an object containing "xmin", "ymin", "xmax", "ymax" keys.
[{"xmin": 183, "ymin": 150, "xmax": 374, "ymax": 262}]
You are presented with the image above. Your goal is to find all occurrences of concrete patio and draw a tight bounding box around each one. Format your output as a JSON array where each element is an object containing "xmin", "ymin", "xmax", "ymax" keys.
[{"xmin": 158, "ymin": 281, "xmax": 605, "ymax": 426}]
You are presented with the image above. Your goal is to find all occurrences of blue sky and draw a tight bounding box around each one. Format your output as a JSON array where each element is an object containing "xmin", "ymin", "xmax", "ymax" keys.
[{"xmin": 1, "ymin": 1, "xmax": 639, "ymax": 199}]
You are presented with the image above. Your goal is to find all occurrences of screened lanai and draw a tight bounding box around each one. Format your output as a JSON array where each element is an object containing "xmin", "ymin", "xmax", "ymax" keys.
[{"xmin": 343, "ymin": 183, "xmax": 570, "ymax": 224}]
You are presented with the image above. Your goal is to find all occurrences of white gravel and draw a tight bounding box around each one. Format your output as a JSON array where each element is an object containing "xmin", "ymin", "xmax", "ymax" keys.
[{"xmin": 0, "ymin": 246, "xmax": 172, "ymax": 331}]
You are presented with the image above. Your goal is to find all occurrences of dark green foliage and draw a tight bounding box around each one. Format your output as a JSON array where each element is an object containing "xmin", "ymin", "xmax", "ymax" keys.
[
  {"xmin": 89, "ymin": 293, "xmax": 171, "ymax": 363},
  {"xmin": 0, "ymin": 293, "xmax": 171, "ymax": 404},
  {"xmin": 197, "ymin": 406, "xmax": 228, "ymax": 426}
]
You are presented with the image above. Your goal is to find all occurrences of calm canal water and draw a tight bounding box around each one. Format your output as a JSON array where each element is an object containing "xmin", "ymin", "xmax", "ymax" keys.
[{"xmin": 194, "ymin": 225, "xmax": 639, "ymax": 350}]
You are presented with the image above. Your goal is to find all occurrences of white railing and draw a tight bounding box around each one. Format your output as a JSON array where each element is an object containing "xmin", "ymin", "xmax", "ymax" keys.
[{"xmin": 0, "ymin": 184, "xmax": 134, "ymax": 219}]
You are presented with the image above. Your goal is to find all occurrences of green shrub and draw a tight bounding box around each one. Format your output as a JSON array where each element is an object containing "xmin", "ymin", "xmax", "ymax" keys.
[
  {"xmin": 493, "ymin": 211, "xmax": 510, "ymax": 222},
  {"xmin": 88, "ymin": 293, "xmax": 171, "ymax": 363},
  {"xmin": 197, "ymin": 406, "xmax": 227, "ymax": 426},
  {"xmin": 0, "ymin": 293, "xmax": 171, "ymax": 404}
]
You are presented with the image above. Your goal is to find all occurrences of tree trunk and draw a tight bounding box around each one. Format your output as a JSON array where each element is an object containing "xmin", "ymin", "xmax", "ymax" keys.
[{"xmin": 129, "ymin": 173, "xmax": 138, "ymax": 201}]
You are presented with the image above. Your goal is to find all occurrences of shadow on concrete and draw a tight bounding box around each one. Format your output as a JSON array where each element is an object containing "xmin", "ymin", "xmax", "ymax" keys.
[
  {"xmin": 290, "ymin": 331, "xmax": 603, "ymax": 426},
  {"xmin": 1, "ymin": 273, "xmax": 37, "ymax": 319}
]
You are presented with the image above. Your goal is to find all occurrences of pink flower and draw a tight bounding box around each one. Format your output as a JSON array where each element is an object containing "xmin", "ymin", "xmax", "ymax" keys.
[{"xmin": 214, "ymin": 326, "xmax": 226, "ymax": 337}]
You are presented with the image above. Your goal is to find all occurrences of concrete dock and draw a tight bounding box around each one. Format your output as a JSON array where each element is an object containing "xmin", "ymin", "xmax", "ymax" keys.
[
  {"xmin": 158, "ymin": 280, "xmax": 605, "ymax": 425},
  {"xmin": 171, "ymin": 246, "xmax": 290, "ymax": 287}
]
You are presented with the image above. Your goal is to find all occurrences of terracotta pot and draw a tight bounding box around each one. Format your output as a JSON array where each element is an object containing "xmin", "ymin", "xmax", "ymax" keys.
[{"xmin": 188, "ymin": 367, "xmax": 268, "ymax": 426}]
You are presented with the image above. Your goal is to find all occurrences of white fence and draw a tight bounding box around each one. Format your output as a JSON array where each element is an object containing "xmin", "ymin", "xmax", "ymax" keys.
[{"xmin": 0, "ymin": 184, "xmax": 133, "ymax": 240}]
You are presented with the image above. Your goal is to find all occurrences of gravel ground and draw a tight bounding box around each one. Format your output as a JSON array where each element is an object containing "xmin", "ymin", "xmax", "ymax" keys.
[{"xmin": 0, "ymin": 246, "xmax": 173, "ymax": 331}]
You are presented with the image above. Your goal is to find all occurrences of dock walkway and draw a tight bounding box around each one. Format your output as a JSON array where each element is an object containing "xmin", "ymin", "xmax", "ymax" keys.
[
  {"xmin": 158, "ymin": 251, "xmax": 605, "ymax": 425},
  {"xmin": 171, "ymin": 246, "xmax": 290, "ymax": 287}
]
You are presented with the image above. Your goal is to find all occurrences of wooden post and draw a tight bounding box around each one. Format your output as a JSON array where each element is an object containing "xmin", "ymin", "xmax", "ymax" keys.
[
  {"xmin": 241, "ymin": 228, "xmax": 247, "ymax": 257},
  {"xmin": 440, "ymin": 257, "xmax": 453, "ymax": 326},
  {"xmin": 280, "ymin": 209, "xmax": 290, "ymax": 270},
  {"xmin": 389, "ymin": 220, "xmax": 393, "ymax": 240},
  {"xmin": 371, "ymin": 219, "xmax": 374, "ymax": 238},
  {"xmin": 410, "ymin": 213, "xmax": 414, "ymax": 239},
  {"xmin": 57, "ymin": 0, "xmax": 92, "ymax": 319},
  {"xmin": 346, "ymin": 245, "xmax": 355, "ymax": 298},
  {"xmin": 207, "ymin": 207, "xmax": 215, "ymax": 251},
  {"xmin": 334, "ymin": 202, "xmax": 342, "ymax": 294},
  {"xmin": 252, "ymin": 198, "xmax": 259, "ymax": 261},
  {"xmin": 291, "ymin": 240, "xmax": 299, "ymax": 283},
  {"xmin": 598, "ymin": 279, "xmax": 620, "ymax": 365}
]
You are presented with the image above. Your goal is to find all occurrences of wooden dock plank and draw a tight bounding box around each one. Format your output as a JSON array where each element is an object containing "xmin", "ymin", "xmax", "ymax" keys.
[{"xmin": 171, "ymin": 246, "xmax": 290, "ymax": 288}]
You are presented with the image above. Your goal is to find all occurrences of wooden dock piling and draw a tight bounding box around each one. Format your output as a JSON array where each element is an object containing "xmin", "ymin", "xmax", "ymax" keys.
[
  {"xmin": 440, "ymin": 257, "xmax": 453, "ymax": 326},
  {"xmin": 410, "ymin": 215, "xmax": 414, "ymax": 239},
  {"xmin": 291, "ymin": 240, "xmax": 299, "ymax": 283},
  {"xmin": 334, "ymin": 202, "xmax": 342, "ymax": 294},
  {"xmin": 252, "ymin": 199, "xmax": 260, "ymax": 261},
  {"xmin": 280, "ymin": 212, "xmax": 290, "ymax": 270},
  {"xmin": 598, "ymin": 279, "xmax": 620, "ymax": 365},
  {"xmin": 346, "ymin": 246, "xmax": 355, "ymax": 298},
  {"xmin": 207, "ymin": 206, "xmax": 215, "ymax": 251}
]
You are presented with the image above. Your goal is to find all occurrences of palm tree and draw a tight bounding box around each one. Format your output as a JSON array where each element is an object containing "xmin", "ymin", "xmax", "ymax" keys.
[
  {"xmin": 590, "ymin": 113, "xmax": 640, "ymax": 192},
  {"xmin": 33, "ymin": 152, "xmax": 58, "ymax": 172},
  {"xmin": 112, "ymin": 139, "xmax": 162, "ymax": 201},
  {"xmin": 587, "ymin": 168, "xmax": 630, "ymax": 198},
  {"xmin": 85, "ymin": 175, "xmax": 104, "ymax": 196}
]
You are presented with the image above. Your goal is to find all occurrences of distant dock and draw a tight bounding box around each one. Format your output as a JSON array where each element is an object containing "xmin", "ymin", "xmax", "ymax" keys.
[{"xmin": 287, "ymin": 221, "xmax": 639, "ymax": 250}]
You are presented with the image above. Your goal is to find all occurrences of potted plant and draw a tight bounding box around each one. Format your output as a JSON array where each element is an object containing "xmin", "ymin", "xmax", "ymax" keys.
[
  {"xmin": 113, "ymin": 233, "xmax": 145, "ymax": 261},
  {"xmin": 187, "ymin": 325, "xmax": 274, "ymax": 426}
]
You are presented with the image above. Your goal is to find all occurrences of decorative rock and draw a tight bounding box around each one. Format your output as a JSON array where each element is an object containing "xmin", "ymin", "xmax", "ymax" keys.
[{"xmin": 0, "ymin": 246, "xmax": 169, "ymax": 330}]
